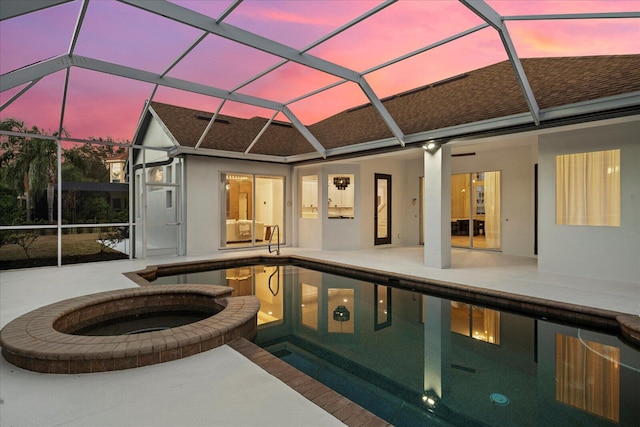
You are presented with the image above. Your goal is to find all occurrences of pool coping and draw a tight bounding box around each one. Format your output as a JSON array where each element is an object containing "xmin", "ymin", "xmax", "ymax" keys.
[
  {"xmin": 228, "ymin": 337, "xmax": 390, "ymax": 427},
  {"xmin": 125, "ymin": 254, "xmax": 640, "ymax": 349},
  {"xmin": 0, "ymin": 285, "xmax": 260, "ymax": 373}
]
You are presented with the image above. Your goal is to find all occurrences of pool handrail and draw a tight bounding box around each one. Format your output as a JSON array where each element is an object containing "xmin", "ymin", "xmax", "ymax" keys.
[{"xmin": 268, "ymin": 224, "xmax": 280, "ymax": 255}]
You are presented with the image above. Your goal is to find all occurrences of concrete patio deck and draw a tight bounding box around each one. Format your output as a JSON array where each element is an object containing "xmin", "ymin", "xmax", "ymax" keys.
[{"xmin": 1, "ymin": 247, "xmax": 638, "ymax": 426}]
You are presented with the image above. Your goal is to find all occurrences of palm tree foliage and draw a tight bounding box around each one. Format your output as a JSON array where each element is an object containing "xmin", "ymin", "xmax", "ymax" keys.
[
  {"xmin": 0, "ymin": 119, "xmax": 59, "ymax": 223},
  {"xmin": 1, "ymin": 119, "xmax": 128, "ymax": 225}
]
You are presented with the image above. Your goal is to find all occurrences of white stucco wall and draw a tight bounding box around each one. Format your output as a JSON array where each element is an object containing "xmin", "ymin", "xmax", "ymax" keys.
[
  {"xmin": 538, "ymin": 119, "xmax": 640, "ymax": 283},
  {"xmin": 358, "ymin": 156, "xmax": 414, "ymax": 248},
  {"xmin": 322, "ymin": 164, "xmax": 361, "ymax": 250},
  {"xmin": 451, "ymin": 139, "xmax": 537, "ymax": 257},
  {"xmin": 295, "ymin": 165, "xmax": 324, "ymax": 249},
  {"xmin": 184, "ymin": 156, "xmax": 293, "ymax": 256}
]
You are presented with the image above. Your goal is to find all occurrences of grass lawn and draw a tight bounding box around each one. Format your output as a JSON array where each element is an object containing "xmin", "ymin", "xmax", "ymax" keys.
[{"xmin": 0, "ymin": 232, "xmax": 128, "ymax": 269}]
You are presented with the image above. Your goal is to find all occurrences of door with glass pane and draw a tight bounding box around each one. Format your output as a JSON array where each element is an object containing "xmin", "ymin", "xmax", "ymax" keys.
[
  {"xmin": 375, "ymin": 174, "xmax": 392, "ymax": 245},
  {"xmin": 142, "ymin": 162, "xmax": 183, "ymax": 256},
  {"xmin": 450, "ymin": 171, "xmax": 500, "ymax": 249},
  {"xmin": 224, "ymin": 173, "xmax": 284, "ymax": 248}
]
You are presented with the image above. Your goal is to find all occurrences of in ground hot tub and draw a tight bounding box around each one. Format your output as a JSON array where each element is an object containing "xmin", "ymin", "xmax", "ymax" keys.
[{"xmin": 0, "ymin": 285, "xmax": 259, "ymax": 373}]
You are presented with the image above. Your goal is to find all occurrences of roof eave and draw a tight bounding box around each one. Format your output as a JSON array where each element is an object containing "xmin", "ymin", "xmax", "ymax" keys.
[{"xmin": 155, "ymin": 92, "xmax": 640, "ymax": 164}]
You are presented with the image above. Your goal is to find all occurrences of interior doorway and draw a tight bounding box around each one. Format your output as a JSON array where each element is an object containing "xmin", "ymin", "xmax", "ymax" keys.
[
  {"xmin": 450, "ymin": 171, "xmax": 501, "ymax": 250},
  {"xmin": 374, "ymin": 173, "xmax": 392, "ymax": 245}
]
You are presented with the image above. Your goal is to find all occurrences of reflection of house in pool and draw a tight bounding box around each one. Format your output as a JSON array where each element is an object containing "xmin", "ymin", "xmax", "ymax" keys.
[{"xmin": 149, "ymin": 262, "xmax": 640, "ymax": 426}]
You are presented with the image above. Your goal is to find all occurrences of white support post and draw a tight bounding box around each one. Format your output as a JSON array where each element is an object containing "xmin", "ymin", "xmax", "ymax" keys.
[{"xmin": 423, "ymin": 144, "xmax": 451, "ymax": 268}]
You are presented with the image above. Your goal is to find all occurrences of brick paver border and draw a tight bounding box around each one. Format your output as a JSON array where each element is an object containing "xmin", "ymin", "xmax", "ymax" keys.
[{"xmin": 0, "ymin": 285, "xmax": 259, "ymax": 374}]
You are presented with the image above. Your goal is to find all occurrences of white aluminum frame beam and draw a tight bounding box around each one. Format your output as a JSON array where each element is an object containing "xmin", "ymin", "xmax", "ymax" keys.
[
  {"xmin": 459, "ymin": 0, "xmax": 541, "ymax": 125},
  {"xmin": 282, "ymin": 106, "xmax": 327, "ymax": 158},
  {"xmin": 504, "ymin": 12, "xmax": 640, "ymax": 21},
  {"xmin": 283, "ymin": 23, "xmax": 489, "ymax": 117},
  {"xmin": 68, "ymin": 0, "xmax": 89, "ymax": 54},
  {"xmin": 245, "ymin": 111, "xmax": 278, "ymax": 154},
  {"xmin": 0, "ymin": 53, "xmax": 282, "ymax": 109},
  {"xmin": 0, "ymin": 78, "xmax": 41, "ymax": 111},
  {"xmin": 1, "ymin": 54, "xmax": 71, "ymax": 91},
  {"xmin": 195, "ymin": 100, "xmax": 225, "ymax": 149},
  {"xmin": 216, "ymin": 0, "xmax": 243, "ymax": 23},
  {"xmin": 0, "ymin": 0, "xmax": 72, "ymax": 21},
  {"xmin": 230, "ymin": 0, "xmax": 397, "ymax": 92},
  {"xmin": 120, "ymin": 0, "xmax": 361, "ymax": 81},
  {"xmin": 119, "ymin": 0, "xmax": 403, "ymax": 146}
]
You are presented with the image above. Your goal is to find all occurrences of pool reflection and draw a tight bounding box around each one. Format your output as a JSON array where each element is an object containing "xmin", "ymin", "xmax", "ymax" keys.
[{"xmin": 154, "ymin": 265, "xmax": 640, "ymax": 426}]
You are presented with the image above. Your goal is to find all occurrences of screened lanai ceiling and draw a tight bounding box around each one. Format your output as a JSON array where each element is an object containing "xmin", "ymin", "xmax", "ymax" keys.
[{"xmin": 1, "ymin": 0, "xmax": 639, "ymax": 162}]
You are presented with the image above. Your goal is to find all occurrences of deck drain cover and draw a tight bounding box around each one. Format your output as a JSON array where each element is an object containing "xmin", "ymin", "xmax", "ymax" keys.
[{"xmin": 490, "ymin": 393, "xmax": 509, "ymax": 406}]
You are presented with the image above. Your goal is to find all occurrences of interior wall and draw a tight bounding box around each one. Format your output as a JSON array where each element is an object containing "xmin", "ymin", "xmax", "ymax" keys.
[
  {"xmin": 451, "ymin": 141, "xmax": 537, "ymax": 257},
  {"xmin": 538, "ymin": 120, "xmax": 640, "ymax": 283}
]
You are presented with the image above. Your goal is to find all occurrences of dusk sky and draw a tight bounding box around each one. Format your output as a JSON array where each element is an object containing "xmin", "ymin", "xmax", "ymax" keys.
[{"xmin": 1, "ymin": 0, "xmax": 639, "ymax": 142}]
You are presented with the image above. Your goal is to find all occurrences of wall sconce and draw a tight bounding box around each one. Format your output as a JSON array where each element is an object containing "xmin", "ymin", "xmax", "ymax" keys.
[
  {"xmin": 423, "ymin": 140, "xmax": 441, "ymax": 154},
  {"xmin": 333, "ymin": 176, "xmax": 350, "ymax": 190},
  {"xmin": 333, "ymin": 305, "xmax": 350, "ymax": 321}
]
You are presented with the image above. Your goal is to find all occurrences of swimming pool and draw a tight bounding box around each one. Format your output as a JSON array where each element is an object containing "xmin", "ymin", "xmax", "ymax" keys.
[{"xmin": 149, "ymin": 262, "xmax": 640, "ymax": 426}]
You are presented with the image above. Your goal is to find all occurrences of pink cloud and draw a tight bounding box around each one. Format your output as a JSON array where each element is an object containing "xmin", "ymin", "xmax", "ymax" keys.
[
  {"xmin": 1, "ymin": 0, "xmax": 639, "ymax": 142},
  {"xmin": 509, "ymin": 19, "xmax": 640, "ymax": 57}
]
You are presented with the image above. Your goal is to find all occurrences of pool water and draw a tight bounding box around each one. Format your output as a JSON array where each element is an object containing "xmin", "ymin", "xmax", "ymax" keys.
[
  {"xmin": 72, "ymin": 311, "xmax": 213, "ymax": 336},
  {"xmin": 154, "ymin": 264, "xmax": 640, "ymax": 426}
]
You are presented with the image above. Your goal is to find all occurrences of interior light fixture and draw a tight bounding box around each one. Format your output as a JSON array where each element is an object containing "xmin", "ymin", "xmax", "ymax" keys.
[
  {"xmin": 333, "ymin": 305, "xmax": 350, "ymax": 321},
  {"xmin": 333, "ymin": 176, "xmax": 350, "ymax": 190}
]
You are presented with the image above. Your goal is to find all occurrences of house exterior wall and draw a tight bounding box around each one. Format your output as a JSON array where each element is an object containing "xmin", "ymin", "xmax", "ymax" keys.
[
  {"xmin": 538, "ymin": 119, "xmax": 640, "ymax": 283},
  {"xmin": 294, "ymin": 165, "xmax": 324, "ymax": 249},
  {"xmin": 184, "ymin": 156, "xmax": 293, "ymax": 256},
  {"xmin": 135, "ymin": 119, "xmax": 179, "ymax": 256},
  {"xmin": 321, "ymin": 163, "xmax": 361, "ymax": 250},
  {"xmin": 451, "ymin": 139, "xmax": 537, "ymax": 257},
  {"xmin": 358, "ymin": 156, "xmax": 415, "ymax": 248}
]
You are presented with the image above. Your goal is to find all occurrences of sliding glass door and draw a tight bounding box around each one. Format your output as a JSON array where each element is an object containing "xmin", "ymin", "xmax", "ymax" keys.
[
  {"xmin": 223, "ymin": 173, "xmax": 284, "ymax": 248},
  {"xmin": 451, "ymin": 171, "xmax": 501, "ymax": 250}
]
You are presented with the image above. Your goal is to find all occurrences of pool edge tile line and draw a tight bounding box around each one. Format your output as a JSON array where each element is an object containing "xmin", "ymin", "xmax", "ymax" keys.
[{"xmin": 228, "ymin": 338, "xmax": 391, "ymax": 427}]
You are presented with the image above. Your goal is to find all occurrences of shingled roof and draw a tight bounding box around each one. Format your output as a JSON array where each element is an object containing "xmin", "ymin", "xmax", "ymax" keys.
[{"xmin": 147, "ymin": 55, "xmax": 640, "ymax": 159}]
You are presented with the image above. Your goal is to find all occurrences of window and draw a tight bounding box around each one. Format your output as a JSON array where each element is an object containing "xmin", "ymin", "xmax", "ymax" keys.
[
  {"xmin": 328, "ymin": 174, "xmax": 355, "ymax": 219},
  {"xmin": 300, "ymin": 175, "xmax": 318, "ymax": 218},
  {"xmin": 556, "ymin": 149, "xmax": 620, "ymax": 226},
  {"xmin": 555, "ymin": 334, "xmax": 619, "ymax": 422},
  {"xmin": 147, "ymin": 166, "xmax": 163, "ymax": 191},
  {"xmin": 450, "ymin": 302, "xmax": 500, "ymax": 344},
  {"xmin": 300, "ymin": 283, "xmax": 319, "ymax": 330}
]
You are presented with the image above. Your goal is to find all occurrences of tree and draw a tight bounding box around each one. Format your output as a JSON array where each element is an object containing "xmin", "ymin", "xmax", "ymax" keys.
[
  {"xmin": 62, "ymin": 143, "xmax": 113, "ymax": 183},
  {"xmin": 0, "ymin": 119, "xmax": 62, "ymax": 223}
]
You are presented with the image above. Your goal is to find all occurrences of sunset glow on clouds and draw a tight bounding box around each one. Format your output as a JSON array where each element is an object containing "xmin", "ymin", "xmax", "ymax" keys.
[{"xmin": 1, "ymin": 0, "xmax": 638, "ymax": 142}]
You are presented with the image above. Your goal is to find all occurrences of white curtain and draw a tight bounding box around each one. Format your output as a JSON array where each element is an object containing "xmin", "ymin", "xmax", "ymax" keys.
[
  {"xmin": 555, "ymin": 334, "xmax": 620, "ymax": 422},
  {"xmin": 482, "ymin": 308, "xmax": 500, "ymax": 345},
  {"xmin": 484, "ymin": 171, "xmax": 501, "ymax": 248},
  {"xmin": 556, "ymin": 150, "xmax": 620, "ymax": 226}
]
